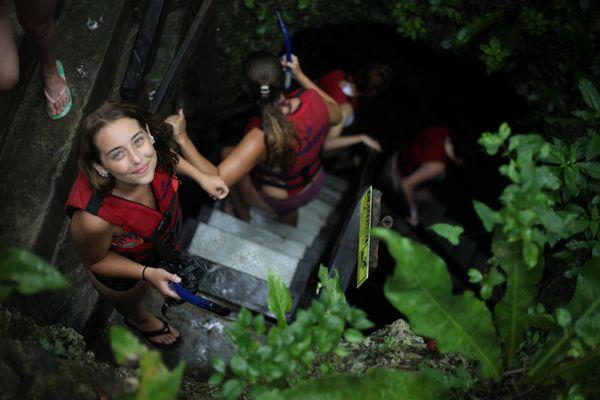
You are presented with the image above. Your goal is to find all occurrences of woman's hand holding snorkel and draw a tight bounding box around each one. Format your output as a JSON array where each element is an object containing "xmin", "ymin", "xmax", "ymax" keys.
[
  {"xmin": 165, "ymin": 109, "xmax": 229, "ymax": 200},
  {"xmin": 143, "ymin": 266, "xmax": 182, "ymax": 300},
  {"xmin": 280, "ymin": 54, "xmax": 342, "ymax": 125},
  {"xmin": 280, "ymin": 54, "xmax": 304, "ymax": 81}
]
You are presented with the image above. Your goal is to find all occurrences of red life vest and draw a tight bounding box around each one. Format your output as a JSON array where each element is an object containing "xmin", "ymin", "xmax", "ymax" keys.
[
  {"xmin": 318, "ymin": 70, "xmax": 358, "ymax": 110},
  {"xmin": 246, "ymin": 88, "xmax": 329, "ymax": 196},
  {"xmin": 398, "ymin": 125, "xmax": 450, "ymax": 175},
  {"xmin": 65, "ymin": 169, "xmax": 182, "ymax": 266}
]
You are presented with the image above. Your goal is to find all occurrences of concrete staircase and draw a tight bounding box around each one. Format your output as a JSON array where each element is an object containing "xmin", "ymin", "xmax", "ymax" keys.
[{"xmin": 185, "ymin": 173, "xmax": 349, "ymax": 318}]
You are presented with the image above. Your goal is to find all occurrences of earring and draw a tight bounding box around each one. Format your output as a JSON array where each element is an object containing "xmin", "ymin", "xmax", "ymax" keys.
[
  {"xmin": 146, "ymin": 124, "xmax": 155, "ymax": 144},
  {"xmin": 97, "ymin": 168, "xmax": 109, "ymax": 178}
]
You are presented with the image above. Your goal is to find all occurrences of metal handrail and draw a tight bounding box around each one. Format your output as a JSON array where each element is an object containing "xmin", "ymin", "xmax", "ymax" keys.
[{"xmin": 149, "ymin": 0, "xmax": 215, "ymax": 114}]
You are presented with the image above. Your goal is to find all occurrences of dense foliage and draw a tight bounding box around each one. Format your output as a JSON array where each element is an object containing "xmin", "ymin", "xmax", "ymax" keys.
[{"xmin": 209, "ymin": 268, "xmax": 374, "ymax": 399}]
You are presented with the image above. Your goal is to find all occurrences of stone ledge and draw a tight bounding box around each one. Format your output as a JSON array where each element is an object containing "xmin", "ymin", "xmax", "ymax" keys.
[{"xmin": 0, "ymin": 0, "xmax": 130, "ymax": 261}]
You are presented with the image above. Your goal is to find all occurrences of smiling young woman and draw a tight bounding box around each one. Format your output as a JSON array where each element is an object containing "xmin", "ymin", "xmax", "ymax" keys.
[{"xmin": 66, "ymin": 102, "xmax": 228, "ymax": 349}]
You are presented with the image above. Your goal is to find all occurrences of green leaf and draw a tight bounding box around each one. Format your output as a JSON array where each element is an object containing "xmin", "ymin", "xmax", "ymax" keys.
[
  {"xmin": 343, "ymin": 329, "xmax": 364, "ymax": 344},
  {"xmin": 252, "ymin": 314, "xmax": 266, "ymax": 335},
  {"xmin": 230, "ymin": 354, "xmax": 248, "ymax": 377},
  {"xmin": 0, "ymin": 247, "xmax": 69, "ymax": 301},
  {"xmin": 110, "ymin": 326, "xmax": 148, "ymax": 365},
  {"xmin": 508, "ymin": 134, "xmax": 547, "ymax": 154},
  {"xmin": 453, "ymin": 10, "xmax": 504, "ymax": 47},
  {"xmin": 429, "ymin": 223, "xmax": 464, "ymax": 245},
  {"xmin": 473, "ymin": 201, "xmax": 501, "ymax": 232},
  {"xmin": 221, "ymin": 379, "xmax": 244, "ymax": 400},
  {"xmin": 538, "ymin": 208, "xmax": 566, "ymax": 235},
  {"xmin": 555, "ymin": 308, "xmax": 572, "ymax": 327},
  {"xmin": 564, "ymin": 166, "xmax": 585, "ymax": 197},
  {"xmin": 586, "ymin": 134, "xmax": 600, "ymax": 160},
  {"xmin": 467, "ymin": 269, "xmax": 483, "ymax": 283},
  {"xmin": 334, "ymin": 345, "xmax": 350, "ymax": 357},
  {"xmin": 523, "ymin": 240, "xmax": 539, "ymax": 268},
  {"xmin": 374, "ymin": 229, "xmax": 502, "ymax": 380},
  {"xmin": 579, "ymin": 78, "xmax": 600, "ymax": 111},
  {"xmin": 208, "ymin": 372, "xmax": 224, "ymax": 386},
  {"xmin": 267, "ymin": 270, "xmax": 292, "ymax": 328},
  {"xmin": 256, "ymin": 369, "xmax": 450, "ymax": 400},
  {"xmin": 211, "ymin": 357, "xmax": 226, "ymax": 374},
  {"xmin": 493, "ymin": 235, "xmax": 542, "ymax": 362},
  {"xmin": 580, "ymin": 162, "xmax": 600, "ymax": 179},
  {"xmin": 530, "ymin": 258, "xmax": 600, "ymax": 378},
  {"xmin": 138, "ymin": 351, "xmax": 185, "ymax": 400}
]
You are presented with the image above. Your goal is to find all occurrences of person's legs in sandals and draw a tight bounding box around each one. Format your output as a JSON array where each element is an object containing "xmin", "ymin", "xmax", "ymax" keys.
[
  {"xmin": 0, "ymin": 0, "xmax": 19, "ymax": 90},
  {"xmin": 15, "ymin": 0, "xmax": 71, "ymax": 119},
  {"xmin": 86, "ymin": 271, "xmax": 181, "ymax": 349}
]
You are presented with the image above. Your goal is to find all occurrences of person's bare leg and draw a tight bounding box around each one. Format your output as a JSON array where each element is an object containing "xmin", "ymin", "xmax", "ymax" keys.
[
  {"xmin": 237, "ymin": 173, "xmax": 276, "ymax": 214},
  {"xmin": 278, "ymin": 210, "xmax": 298, "ymax": 226},
  {"xmin": 15, "ymin": 0, "xmax": 69, "ymax": 115},
  {"xmin": 0, "ymin": 0, "xmax": 19, "ymax": 90},
  {"xmin": 86, "ymin": 272, "xmax": 180, "ymax": 346},
  {"xmin": 221, "ymin": 146, "xmax": 251, "ymax": 220}
]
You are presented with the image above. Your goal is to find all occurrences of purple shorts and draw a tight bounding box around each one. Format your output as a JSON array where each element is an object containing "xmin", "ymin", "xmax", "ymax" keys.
[{"xmin": 258, "ymin": 170, "xmax": 325, "ymax": 215}]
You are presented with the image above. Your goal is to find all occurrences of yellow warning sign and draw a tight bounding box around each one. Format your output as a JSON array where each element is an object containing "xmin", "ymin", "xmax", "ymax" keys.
[{"xmin": 357, "ymin": 186, "xmax": 372, "ymax": 288}]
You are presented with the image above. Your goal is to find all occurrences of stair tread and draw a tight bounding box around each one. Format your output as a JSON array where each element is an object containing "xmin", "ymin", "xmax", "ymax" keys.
[
  {"xmin": 188, "ymin": 223, "xmax": 299, "ymax": 286},
  {"xmin": 204, "ymin": 208, "xmax": 307, "ymax": 259}
]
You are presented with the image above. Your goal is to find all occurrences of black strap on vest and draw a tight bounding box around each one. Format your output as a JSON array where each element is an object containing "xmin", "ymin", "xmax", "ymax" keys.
[{"xmin": 85, "ymin": 191, "xmax": 105, "ymax": 215}]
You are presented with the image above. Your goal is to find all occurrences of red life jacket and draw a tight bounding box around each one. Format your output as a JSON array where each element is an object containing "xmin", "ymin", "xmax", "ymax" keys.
[
  {"xmin": 318, "ymin": 70, "xmax": 358, "ymax": 110},
  {"xmin": 398, "ymin": 125, "xmax": 450, "ymax": 175},
  {"xmin": 65, "ymin": 169, "xmax": 182, "ymax": 266},
  {"xmin": 246, "ymin": 88, "xmax": 329, "ymax": 196}
]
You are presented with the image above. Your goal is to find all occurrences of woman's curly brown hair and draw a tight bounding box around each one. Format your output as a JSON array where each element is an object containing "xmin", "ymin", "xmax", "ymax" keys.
[{"xmin": 78, "ymin": 101, "xmax": 180, "ymax": 192}]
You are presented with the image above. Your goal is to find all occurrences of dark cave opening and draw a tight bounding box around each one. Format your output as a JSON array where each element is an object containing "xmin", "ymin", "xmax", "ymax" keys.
[{"xmin": 287, "ymin": 22, "xmax": 532, "ymax": 328}]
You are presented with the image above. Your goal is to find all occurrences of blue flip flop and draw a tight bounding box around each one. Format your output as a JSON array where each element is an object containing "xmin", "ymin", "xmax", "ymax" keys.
[{"xmin": 44, "ymin": 60, "xmax": 72, "ymax": 120}]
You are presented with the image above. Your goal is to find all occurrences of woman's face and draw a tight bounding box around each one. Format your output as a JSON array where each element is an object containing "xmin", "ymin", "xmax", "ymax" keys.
[{"xmin": 93, "ymin": 117, "xmax": 157, "ymax": 188}]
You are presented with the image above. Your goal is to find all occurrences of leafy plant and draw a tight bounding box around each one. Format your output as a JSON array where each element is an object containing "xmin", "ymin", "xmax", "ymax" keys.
[
  {"xmin": 392, "ymin": 1, "xmax": 427, "ymax": 40},
  {"xmin": 479, "ymin": 37, "xmax": 510, "ymax": 74},
  {"xmin": 210, "ymin": 267, "xmax": 373, "ymax": 399},
  {"xmin": 0, "ymin": 247, "xmax": 69, "ymax": 301},
  {"xmin": 110, "ymin": 326, "xmax": 185, "ymax": 400},
  {"xmin": 520, "ymin": 7, "xmax": 549, "ymax": 36},
  {"xmin": 429, "ymin": 222, "xmax": 463, "ymax": 245}
]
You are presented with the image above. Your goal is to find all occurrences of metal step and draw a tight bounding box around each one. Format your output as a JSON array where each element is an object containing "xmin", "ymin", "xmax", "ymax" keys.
[
  {"xmin": 188, "ymin": 223, "xmax": 299, "ymax": 286},
  {"xmin": 324, "ymin": 173, "xmax": 349, "ymax": 192},
  {"xmin": 248, "ymin": 208, "xmax": 315, "ymax": 246},
  {"xmin": 202, "ymin": 208, "xmax": 307, "ymax": 259},
  {"xmin": 303, "ymin": 198, "xmax": 336, "ymax": 221},
  {"xmin": 317, "ymin": 184, "xmax": 344, "ymax": 206}
]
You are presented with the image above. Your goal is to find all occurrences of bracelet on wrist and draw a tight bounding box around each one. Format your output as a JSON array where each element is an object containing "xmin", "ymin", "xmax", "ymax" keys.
[{"xmin": 141, "ymin": 266, "xmax": 149, "ymax": 281}]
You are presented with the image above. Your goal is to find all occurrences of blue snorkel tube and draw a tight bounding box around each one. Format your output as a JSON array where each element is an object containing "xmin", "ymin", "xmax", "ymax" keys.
[
  {"xmin": 166, "ymin": 282, "xmax": 231, "ymax": 317},
  {"xmin": 276, "ymin": 10, "xmax": 292, "ymax": 91}
]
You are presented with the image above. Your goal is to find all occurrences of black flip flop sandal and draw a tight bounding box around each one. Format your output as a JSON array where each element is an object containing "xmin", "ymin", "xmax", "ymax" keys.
[{"xmin": 124, "ymin": 317, "xmax": 182, "ymax": 351}]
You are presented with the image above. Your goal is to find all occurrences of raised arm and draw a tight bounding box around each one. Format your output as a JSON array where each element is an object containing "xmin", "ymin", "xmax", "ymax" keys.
[
  {"xmin": 323, "ymin": 133, "xmax": 382, "ymax": 152},
  {"xmin": 165, "ymin": 109, "xmax": 218, "ymax": 174},
  {"xmin": 217, "ymin": 127, "xmax": 266, "ymax": 187},
  {"xmin": 69, "ymin": 210, "xmax": 181, "ymax": 299},
  {"xmin": 175, "ymin": 156, "xmax": 229, "ymax": 199},
  {"xmin": 283, "ymin": 55, "xmax": 342, "ymax": 125}
]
